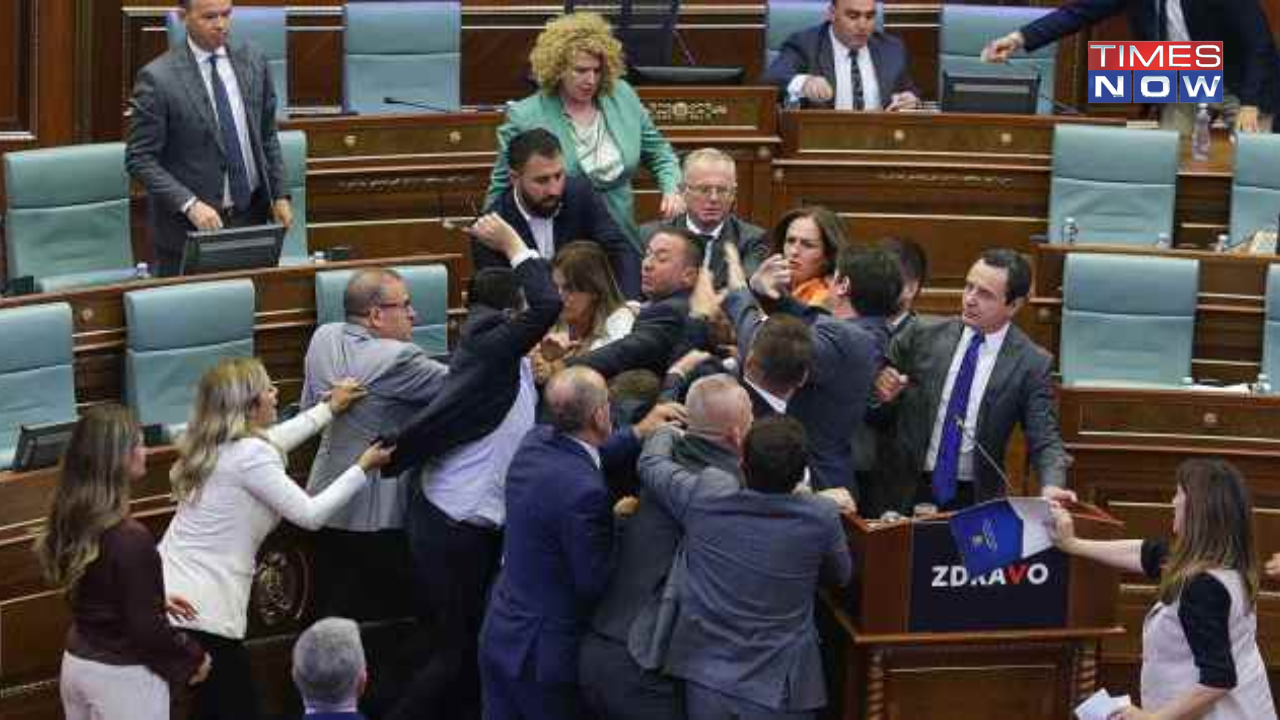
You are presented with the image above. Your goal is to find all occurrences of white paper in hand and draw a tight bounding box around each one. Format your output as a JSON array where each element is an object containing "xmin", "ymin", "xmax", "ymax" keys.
[{"xmin": 1074, "ymin": 689, "xmax": 1131, "ymax": 720}]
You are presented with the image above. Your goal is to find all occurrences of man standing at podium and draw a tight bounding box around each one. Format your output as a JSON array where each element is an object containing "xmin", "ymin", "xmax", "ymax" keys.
[
  {"xmin": 126, "ymin": 0, "xmax": 292, "ymax": 276},
  {"xmin": 874, "ymin": 249, "xmax": 1074, "ymax": 510},
  {"xmin": 763, "ymin": 0, "xmax": 920, "ymax": 111}
]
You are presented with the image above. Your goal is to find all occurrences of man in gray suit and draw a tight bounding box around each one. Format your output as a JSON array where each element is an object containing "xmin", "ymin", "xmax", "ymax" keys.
[
  {"xmin": 637, "ymin": 416, "xmax": 852, "ymax": 720},
  {"xmin": 126, "ymin": 0, "xmax": 291, "ymax": 276},
  {"xmin": 302, "ymin": 267, "xmax": 449, "ymax": 620},
  {"xmin": 874, "ymin": 248, "xmax": 1075, "ymax": 510}
]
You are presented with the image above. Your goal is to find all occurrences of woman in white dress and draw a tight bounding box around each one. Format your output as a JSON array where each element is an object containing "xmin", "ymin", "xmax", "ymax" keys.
[{"xmin": 533, "ymin": 240, "xmax": 635, "ymax": 384}]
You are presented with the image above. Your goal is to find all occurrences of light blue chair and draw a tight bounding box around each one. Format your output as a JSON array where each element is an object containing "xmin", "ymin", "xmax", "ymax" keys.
[
  {"xmin": 278, "ymin": 130, "xmax": 309, "ymax": 262},
  {"xmin": 1048, "ymin": 125, "xmax": 1180, "ymax": 245},
  {"xmin": 344, "ymin": 1, "xmax": 461, "ymax": 114},
  {"xmin": 0, "ymin": 303, "xmax": 77, "ymax": 470},
  {"xmin": 166, "ymin": 6, "xmax": 289, "ymax": 117},
  {"xmin": 314, "ymin": 265, "xmax": 450, "ymax": 355},
  {"xmin": 765, "ymin": 0, "xmax": 883, "ymax": 68},
  {"xmin": 125, "ymin": 279, "xmax": 256, "ymax": 441},
  {"xmin": 3, "ymin": 143, "xmax": 138, "ymax": 293},
  {"xmin": 1228, "ymin": 134, "xmax": 1280, "ymax": 248},
  {"xmin": 1060, "ymin": 253, "xmax": 1199, "ymax": 387},
  {"xmin": 1261, "ymin": 265, "xmax": 1280, "ymax": 387},
  {"xmin": 938, "ymin": 5, "xmax": 1057, "ymax": 115}
]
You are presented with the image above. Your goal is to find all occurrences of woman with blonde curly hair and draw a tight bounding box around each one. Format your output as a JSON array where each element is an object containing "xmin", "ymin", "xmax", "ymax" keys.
[
  {"xmin": 486, "ymin": 11, "xmax": 684, "ymax": 251},
  {"xmin": 158, "ymin": 357, "xmax": 392, "ymax": 720},
  {"xmin": 36, "ymin": 405, "xmax": 210, "ymax": 719}
]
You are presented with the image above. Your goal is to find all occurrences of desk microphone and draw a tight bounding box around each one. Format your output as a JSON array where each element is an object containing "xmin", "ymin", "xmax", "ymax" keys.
[
  {"xmin": 951, "ymin": 415, "xmax": 1073, "ymax": 497},
  {"xmin": 1039, "ymin": 91, "xmax": 1082, "ymax": 117},
  {"xmin": 383, "ymin": 96, "xmax": 452, "ymax": 113}
]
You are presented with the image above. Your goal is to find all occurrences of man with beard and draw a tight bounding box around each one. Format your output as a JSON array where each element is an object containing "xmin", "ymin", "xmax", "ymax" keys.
[{"xmin": 478, "ymin": 128, "xmax": 640, "ymax": 298}]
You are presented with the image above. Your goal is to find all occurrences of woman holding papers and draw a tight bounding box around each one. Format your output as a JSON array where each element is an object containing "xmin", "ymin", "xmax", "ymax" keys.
[{"xmin": 1049, "ymin": 459, "xmax": 1274, "ymax": 720}]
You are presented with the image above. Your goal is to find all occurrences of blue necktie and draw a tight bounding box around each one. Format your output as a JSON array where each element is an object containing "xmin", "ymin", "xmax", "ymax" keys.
[
  {"xmin": 933, "ymin": 332, "xmax": 985, "ymax": 506},
  {"xmin": 208, "ymin": 54, "xmax": 252, "ymax": 211}
]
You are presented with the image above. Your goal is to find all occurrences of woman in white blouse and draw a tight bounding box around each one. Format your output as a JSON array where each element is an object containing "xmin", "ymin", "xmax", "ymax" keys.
[
  {"xmin": 159, "ymin": 357, "xmax": 391, "ymax": 720},
  {"xmin": 533, "ymin": 240, "xmax": 635, "ymax": 384}
]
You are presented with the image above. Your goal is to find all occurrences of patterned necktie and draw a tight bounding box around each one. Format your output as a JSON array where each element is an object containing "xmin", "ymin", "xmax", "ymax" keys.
[
  {"xmin": 933, "ymin": 332, "xmax": 985, "ymax": 505},
  {"xmin": 849, "ymin": 49, "xmax": 866, "ymax": 111},
  {"xmin": 208, "ymin": 54, "xmax": 253, "ymax": 211}
]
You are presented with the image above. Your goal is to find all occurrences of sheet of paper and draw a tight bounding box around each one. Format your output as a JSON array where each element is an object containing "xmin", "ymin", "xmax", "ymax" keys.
[{"xmin": 1074, "ymin": 689, "xmax": 1130, "ymax": 720}]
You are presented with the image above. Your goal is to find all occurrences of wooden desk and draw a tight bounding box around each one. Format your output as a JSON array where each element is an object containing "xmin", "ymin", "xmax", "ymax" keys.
[{"xmin": 1030, "ymin": 243, "xmax": 1277, "ymax": 384}]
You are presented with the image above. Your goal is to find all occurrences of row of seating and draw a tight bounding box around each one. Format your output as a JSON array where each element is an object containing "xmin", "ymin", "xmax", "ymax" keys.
[
  {"xmin": 1, "ymin": 132, "xmax": 309, "ymax": 293},
  {"xmin": 0, "ymin": 264, "xmax": 449, "ymax": 470},
  {"xmin": 1048, "ymin": 125, "xmax": 1280, "ymax": 248},
  {"xmin": 1059, "ymin": 254, "xmax": 1280, "ymax": 387}
]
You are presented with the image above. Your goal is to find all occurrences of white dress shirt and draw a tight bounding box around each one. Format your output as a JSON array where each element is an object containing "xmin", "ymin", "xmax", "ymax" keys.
[
  {"xmin": 745, "ymin": 377, "xmax": 789, "ymax": 415},
  {"xmin": 924, "ymin": 322, "xmax": 1010, "ymax": 482},
  {"xmin": 188, "ymin": 38, "xmax": 260, "ymax": 208},
  {"xmin": 685, "ymin": 216, "xmax": 726, "ymax": 270},
  {"xmin": 784, "ymin": 29, "xmax": 882, "ymax": 110},
  {"xmin": 513, "ymin": 187, "xmax": 558, "ymax": 258}
]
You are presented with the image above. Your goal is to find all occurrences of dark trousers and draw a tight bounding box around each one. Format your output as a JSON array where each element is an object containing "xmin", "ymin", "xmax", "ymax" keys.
[
  {"xmin": 479, "ymin": 643, "xmax": 582, "ymax": 720},
  {"xmin": 186, "ymin": 630, "xmax": 260, "ymax": 720},
  {"xmin": 385, "ymin": 486, "xmax": 502, "ymax": 720},
  {"xmin": 314, "ymin": 527, "xmax": 414, "ymax": 621},
  {"xmin": 156, "ymin": 190, "xmax": 270, "ymax": 277},
  {"xmin": 578, "ymin": 631, "xmax": 684, "ymax": 720}
]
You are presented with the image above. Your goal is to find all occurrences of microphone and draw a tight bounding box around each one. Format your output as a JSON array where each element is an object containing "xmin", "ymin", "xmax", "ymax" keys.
[
  {"xmin": 1039, "ymin": 90, "xmax": 1082, "ymax": 116},
  {"xmin": 951, "ymin": 415, "xmax": 1074, "ymax": 498},
  {"xmin": 383, "ymin": 96, "xmax": 451, "ymax": 113}
]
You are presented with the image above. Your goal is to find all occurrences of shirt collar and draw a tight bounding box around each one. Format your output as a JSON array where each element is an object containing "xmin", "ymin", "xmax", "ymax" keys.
[
  {"xmin": 829, "ymin": 27, "xmax": 867, "ymax": 60},
  {"xmin": 187, "ymin": 36, "xmax": 228, "ymax": 65},
  {"xmin": 963, "ymin": 320, "xmax": 1011, "ymax": 354},
  {"xmin": 569, "ymin": 435, "xmax": 601, "ymax": 469},
  {"xmin": 512, "ymin": 187, "xmax": 560, "ymax": 224},
  {"xmin": 745, "ymin": 377, "xmax": 788, "ymax": 414},
  {"xmin": 685, "ymin": 215, "xmax": 726, "ymax": 239}
]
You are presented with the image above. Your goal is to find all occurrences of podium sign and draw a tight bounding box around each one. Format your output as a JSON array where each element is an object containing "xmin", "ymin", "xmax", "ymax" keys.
[{"xmin": 907, "ymin": 520, "xmax": 1070, "ymax": 632}]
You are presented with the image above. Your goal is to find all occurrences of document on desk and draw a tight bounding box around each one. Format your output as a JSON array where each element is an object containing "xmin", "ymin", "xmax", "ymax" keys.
[{"xmin": 1075, "ymin": 688, "xmax": 1130, "ymax": 720}]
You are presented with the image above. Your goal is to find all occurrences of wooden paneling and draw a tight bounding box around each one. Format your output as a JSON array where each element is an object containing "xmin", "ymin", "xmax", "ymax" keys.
[{"xmin": 0, "ymin": 0, "xmax": 77, "ymax": 191}]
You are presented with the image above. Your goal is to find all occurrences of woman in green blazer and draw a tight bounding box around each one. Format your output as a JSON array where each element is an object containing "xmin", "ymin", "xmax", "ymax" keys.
[{"xmin": 485, "ymin": 12, "xmax": 684, "ymax": 253}]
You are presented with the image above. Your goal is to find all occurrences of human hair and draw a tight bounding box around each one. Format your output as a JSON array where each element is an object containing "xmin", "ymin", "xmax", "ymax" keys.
[
  {"xmin": 978, "ymin": 248, "xmax": 1031, "ymax": 304},
  {"xmin": 529, "ymin": 12, "xmax": 626, "ymax": 96},
  {"xmin": 170, "ymin": 357, "xmax": 275, "ymax": 502},
  {"xmin": 681, "ymin": 147, "xmax": 736, "ymax": 179},
  {"xmin": 769, "ymin": 206, "xmax": 850, "ymax": 279},
  {"xmin": 468, "ymin": 267, "xmax": 522, "ymax": 311},
  {"xmin": 742, "ymin": 416, "xmax": 809, "ymax": 494},
  {"xmin": 344, "ymin": 267, "xmax": 403, "ymax": 321},
  {"xmin": 876, "ymin": 236, "xmax": 928, "ymax": 289},
  {"xmin": 545, "ymin": 366, "xmax": 609, "ymax": 434},
  {"xmin": 1158, "ymin": 459, "xmax": 1259, "ymax": 607},
  {"xmin": 33, "ymin": 405, "xmax": 140, "ymax": 592},
  {"xmin": 684, "ymin": 374, "xmax": 750, "ymax": 440},
  {"xmin": 748, "ymin": 315, "xmax": 812, "ymax": 390},
  {"xmin": 837, "ymin": 246, "xmax": 903, "ymax": 317},
  {"xmin": 508, "ymin": 128, "xmax": 563, "ymax": 172},
  {"xmin": 292, "ymin": 617, "xmax": 366, "ymax": 711},
  {"xmin": 553, "ymin": 241, "xmax": 626, "ymax": 343},
  {"xmin": 649, "ymin": 226, "xmax": 705, "ymax": 270}
]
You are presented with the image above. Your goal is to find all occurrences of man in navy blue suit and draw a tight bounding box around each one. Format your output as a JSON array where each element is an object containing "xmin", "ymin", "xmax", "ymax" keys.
[
  {"xmin": 293, "ymin": 617, "xmax": 369, "ymax": 720},
  {"xmin": 763, "ymin": 0, "xmax": 919, "ymax": 110},
  {"xmin": 478, "ymin": 366, "xmax": 680, "ymax": 720},
  {"xmin": 479, "ymin": 128, "xmax": 641, "ymax": 297}
]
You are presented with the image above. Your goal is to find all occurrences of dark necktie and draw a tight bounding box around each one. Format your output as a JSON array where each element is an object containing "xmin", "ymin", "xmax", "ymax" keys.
[
  {"xmin": 695, "ymin": 232, "xmax": 717, "ymax": 271},
  {"xmin": 933, "ymin": 332, "xmax": 985, "ymax": 506},
  {"xmin": 208, "ymin": 54, "xmax": 253, "ymax": 211},
  {"xmin": 849, "ymin": 49, "xmax": 866, "ymax": 111}
]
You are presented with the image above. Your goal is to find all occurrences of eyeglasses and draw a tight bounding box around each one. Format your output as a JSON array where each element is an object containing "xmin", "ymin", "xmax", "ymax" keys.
[
  {"xmin": 685, "ymin": 184, "xmax": 736, "ymax": 199},
  {"xmin": 379, "ymin": 298, "xmax": 413, "ymax": 311}
]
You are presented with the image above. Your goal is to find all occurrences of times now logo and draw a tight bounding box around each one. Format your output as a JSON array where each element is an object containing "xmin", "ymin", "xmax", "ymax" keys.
[{"xmin": 1087, "ymin": 41, "xmax": 1223, "ymax": 103}]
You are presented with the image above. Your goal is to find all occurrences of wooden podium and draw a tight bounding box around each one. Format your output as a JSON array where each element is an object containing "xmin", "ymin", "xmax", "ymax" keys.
[{"xmin": 820, "ymin": 504, "xmax": 1124, "ymax": 720}]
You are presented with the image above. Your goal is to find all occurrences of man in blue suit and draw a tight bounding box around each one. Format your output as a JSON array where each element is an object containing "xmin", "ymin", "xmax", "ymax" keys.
[
  {"xmin": 763, "ymin": 0, "xmax": 919, "ymax": 110},
  {"xmin": 478, "ymin": 366, "xmax": 679, "ymax": 720},
  {"xmin": 293, "ymin": 617, "xmax": 369, "ymax": 720}
]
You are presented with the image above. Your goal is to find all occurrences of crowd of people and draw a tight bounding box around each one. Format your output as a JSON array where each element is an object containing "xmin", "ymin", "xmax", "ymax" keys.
[{"xmin": 36, "ymin": 0, "xmax": 1280, "ymax": 718}]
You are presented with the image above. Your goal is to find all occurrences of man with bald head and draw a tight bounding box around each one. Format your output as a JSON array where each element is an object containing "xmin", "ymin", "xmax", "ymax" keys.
[{"xmin": 480, "ymin": 367, "xmax": 679, "ymax": 720}]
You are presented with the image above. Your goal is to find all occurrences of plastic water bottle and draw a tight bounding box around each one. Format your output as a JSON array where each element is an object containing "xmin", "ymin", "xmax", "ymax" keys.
[
  {"xmin": 1192, "ymin": 103, "xmax": 1211, "ymax": 162},
  {"xmin": 311, "ymin": 251, "xmax": 327, "ymax": 264},
  {"xmin": 1254, "ymin": 373, "xmax": 1272, "ymax": 394},
  {"xmin": 1215, "ymin": 233, "xmax": 1229, "ymax": 253},
  {"xmin": 1156, "ymin": 232, "xmax": 1172, "ymax": 250},
  {"xmin": 134, "ymin": 262, "xmax": 150, "ymax": 280},
  {"xmin": 1062, "ymin": 216, "xmax": 1079, "ymax": 245}
]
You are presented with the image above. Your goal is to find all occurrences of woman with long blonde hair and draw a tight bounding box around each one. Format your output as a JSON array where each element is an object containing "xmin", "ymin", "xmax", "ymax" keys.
[
  {"xmin": 158, "ymin": 357, "xmax": 391, "ymax": 720},
  {"xmin": 35, "ymin": 405, "xmax": 209, "ymax": 719},
  {"xmin": 1050, "ymin": 459, "xmax": 1274, "ymax": 719}
]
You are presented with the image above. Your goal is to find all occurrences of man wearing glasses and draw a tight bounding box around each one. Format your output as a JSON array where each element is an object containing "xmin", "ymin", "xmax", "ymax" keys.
[{"xmin": 639, "ymin": 148, "xmax": 768, "ymax": 290}]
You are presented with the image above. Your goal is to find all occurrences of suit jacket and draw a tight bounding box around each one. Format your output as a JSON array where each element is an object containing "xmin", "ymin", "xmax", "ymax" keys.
[
  {"xmin": 637, "ymin": 428, "xmax": 851, "ymax": 712},
  {"xmin": 567, "ymin": 289, "xmax": 709, "ymax": 380},
  {"xmin": 384, "ymin": 257, "xmax": 561, "ymax": 476},
  {"xmin": 883, "ymin": 316, "xmax": 1069, "ymax": 504},
  {"xmin": 1019, "ymin": 0, "xmax": 1278, "ymax": 109},
  {"xmin": 486, "ymin": 80, "xmax": 682, "ymax": 249},
  {"xmin": 638, "ymin": 214, "xmax": 769, "ymax": 290},
  {"xmin": 763, "ymin": 23, "xmax": 918, "ymax": 109},
  {"xmin": 303, "ymin": 712, "xmax": 365, "ymax": 720},
  {"xmin": 126, "ymin": 39, "xmax": 287, "ymax": 254},
  {"xmin": 480, "ymin": 176, "xmax": 642, "ymax": 298},
  {"xmin": 301, "ymin": 324, "xmax": 448, "ymax": 531},
  {"xmin": 480, "ymin": 425, "xmax": 640, "ymax": 685}
]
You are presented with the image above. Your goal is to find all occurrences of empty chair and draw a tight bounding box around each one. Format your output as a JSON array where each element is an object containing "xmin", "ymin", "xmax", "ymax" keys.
[
  {"xmin": 278, "ymin": 130, "xmax": 309, "ymax": 262},
  {"xmin": 1060, "ymin": 253, "xmax": 1199, "ymax": 387},
  {"xmin": 125, "ymin": 279, "xmax": 256, "ymax": 441},
  {"xmin": 315, "ymin": 265, "xmax": 450, "ymax": 356},
  {"xmin": 0, "ymin": 303, "xmax": 77, "ymax": 470},
  {"xmin": 344, "ymin": 1, "xmax": 461, "ymax": 114},
  {"xmin": 1048, "ymin": 125, "xmax": 1180, "ymax": 245},
  {"xmin": 764, "ymin": 0, "xmax": 882, "ymax": 68},
  {"xmin": 938, "ymin": 5, "xmax": 1057, "ymax": 115},
  {"xmin": 3, "ymin": 143, "xmax": 138, "ymax": 293},
  {"xmin": 1228, "ymin": 133, "xmax": 1280, "ymax": 248},
  {"xmin": 166, "ymin": 6, "xmax": 289, "ymax": 117},
  {"xmin": 1261, "ymin": 265, "xmax": 1280, "ymax": 387}
]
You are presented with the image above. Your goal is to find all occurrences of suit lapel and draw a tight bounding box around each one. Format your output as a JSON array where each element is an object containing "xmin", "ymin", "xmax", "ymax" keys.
[
  {"xmin": 978, "ymin": 325, "xmax": 1022, "ymax": 425},
  {"xmin": 868, "ymin": 35, "xmax": 892, "ymax": 108},
  {"xmin": 817, "ymin": 27, "xmax": 838, "ymax": 94},
  {"xmin": 176, "ymin": 44, "xmax": 225, "ymax": 158},
  {"xmin": 923, "ymin": 320, "xmax": 964, "ymax": 429}
]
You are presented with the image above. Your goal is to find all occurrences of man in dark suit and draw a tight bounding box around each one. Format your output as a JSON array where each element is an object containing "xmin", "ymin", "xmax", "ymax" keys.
[
  {"xmin": 125, "ymin": 0, "xmax": 291, "ymax": 276},
  {"xmin": 983, "ymin": 0, "xmax": 1278, "ymax": 133},
  {"xmin": 875, "ymin": 248, "xmax": 1075, "ymax": 511},
  {"xmin": 292, "ymin": 618, "xmax": 369, "ymax": 720},
  {"xmin": 478, "ymin": 127, "xmax": 641, "ymax": 297},
  {"xmin": 763, "ymin": 0, "xmax": 919, "ymax": 110},
  {"xmin": 639, "ymin": 148, "xmax": 768, "ymax": 289},
  {"xmin": 479, "ymin": 366, "xmax": 674, "ymax": 720}
]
